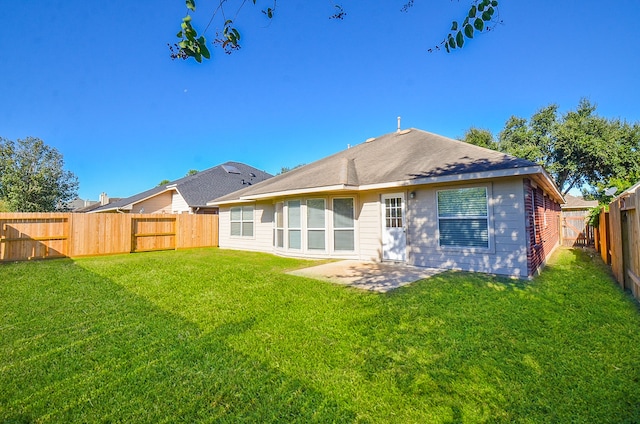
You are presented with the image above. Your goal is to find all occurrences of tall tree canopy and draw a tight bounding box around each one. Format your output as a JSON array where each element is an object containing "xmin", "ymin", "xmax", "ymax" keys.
[
  {"xmin": 460, "ymin": 99, "xmax": 640, "ymax": 199},
  {"xmin": 171, "ymin": 0, "xmax": 501, "ymax": 62},
  {"xmin": 457, "ymin": 127, "xmax": 497, "ymax": 150},
  {"xmin": 0, "ymin": 137, "xmax": 79, "ymax": 212}
]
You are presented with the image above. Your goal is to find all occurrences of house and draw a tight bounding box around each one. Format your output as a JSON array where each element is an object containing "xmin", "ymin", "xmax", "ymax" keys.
[
  {"xmin": 69, "ymin": 197, "xmax": 99, "ymax": 211},
  {"xmin": 209, "ymin": 129, "xmax": 564, "ymax": 278},
  {"xmin": 72, "ymin": 192, "xmax": 123, "ymax": 213},
  {"xmin": 91, "ymin": 162, "xmax": 272, "ymax": 214},
  {"xmin": 560, "ymin": 194, "xmax": 598, "ymax": 246}
]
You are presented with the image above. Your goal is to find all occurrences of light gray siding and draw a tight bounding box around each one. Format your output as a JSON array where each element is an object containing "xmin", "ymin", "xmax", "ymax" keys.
[
  {"xmin": 171, "ymin": 191, "xmax": 190, "ymax": 213},
  {"xmin": 407, "ymin": 178, "xmax": 529, "ymax": 278},
  {"xmin": 134, "ymin": 191, "xmax": 172, "ymax": 214},
  {"xmin": 218, "ymin": 202, "xmax": 274, "ymax": 252},
  {"xmin": 357, "ymin": 191, "xmax": 382, "ymax": 261}
]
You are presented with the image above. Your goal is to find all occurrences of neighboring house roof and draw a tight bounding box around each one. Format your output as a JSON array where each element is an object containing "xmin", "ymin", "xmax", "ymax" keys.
[
  {"xmin": 210, "ymin": 128, "xmax": 564, "ymax": 205},
  {"xmin": 74, "ymin": 200, "xmax": 122, "ymax": 213},
  {"xmin": 561, "ymin": 194, "xmax": 599, "ymax": 210},
  {"xmin": 92, "ymin": 161, "xmax": 272, "ymax": 213}
]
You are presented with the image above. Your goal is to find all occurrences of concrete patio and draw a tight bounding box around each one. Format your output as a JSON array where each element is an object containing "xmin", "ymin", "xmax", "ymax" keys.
[{"xmin": 287, "ymin": 260, "xmax": 444, "ymax": 293}]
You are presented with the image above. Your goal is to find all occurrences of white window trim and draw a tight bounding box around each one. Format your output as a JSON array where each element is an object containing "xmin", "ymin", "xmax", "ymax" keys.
[
  {"xmin": 332, "ymin": 197, "xmax": 356, "ymax": 253},
  {"xmin": 230, "ymin": 205, "xmax": 255, "ymax": 238},
  {"xmin": 436, "ymin": 185, "xmax": 494, "ymax": 253},
  {"xmin": 306, "ymin": 198, "xmax": 327, "ymax": 252},
  {"xmin": 274, "ymin": 202, "xmax": 284, "ymax": 249},
  {"xmin": 286, "ymin": 200, "xmax": 302, "ymax": 251}
]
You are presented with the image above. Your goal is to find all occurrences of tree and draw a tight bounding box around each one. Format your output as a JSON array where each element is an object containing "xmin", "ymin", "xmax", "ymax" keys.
[
  {"xmin": 0, "ymin": 137, "xmax": 79, "ymax": 212},
  {"xmin": 277, "ymin": 163, "xmax": 306, "ymax": 175},
  {"xmin": 185, "ymin": 169, "xmax": 199, "ymax": 176},
  {"xmin": 497, "ymin": 100, "xmax": 627, "ymax": 195},
  {"xmin": 458, "ymin": 127, "xmax": 497, "ymax": 150},
  {"xmin": 158, "ymin": 179, "xmax": 171, "ymax": 186},
  {"xmin": 461, "ymin": 99, "xmax": 640, "ymax": 197},
  {"xmin": 170, "ymin": 0, "xmax": 501, "ymax": 62},
  {"xmin": 582, "ymin": 121, "xmax": 640, "ymax": 202}
]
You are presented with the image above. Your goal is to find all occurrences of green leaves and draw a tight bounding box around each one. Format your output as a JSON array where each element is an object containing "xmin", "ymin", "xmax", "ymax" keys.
[
  {"xmin": 222, "ymin": 19, "xmax": 241, "ymax": 51},
  {"xmin": 434, "ymin": 0, "xmax": 499, "ymax": 53},
  {"xmin": 493, "ymin": 99, "xmax": 639, "ymax": 196},
  {"xmin": 464, "ymin": 24, "xmax": 474, "ymax": 39},
  {"xmin": 173, "ymin": 0, "xmax": 281, "ymax": 61},
  {"xmin": 0, "ymin": 137, "xmax": 78, "ymax": 211},
  {"xmin": 170, "ymin": 1, "xmax": 214, "ymax": 63}
]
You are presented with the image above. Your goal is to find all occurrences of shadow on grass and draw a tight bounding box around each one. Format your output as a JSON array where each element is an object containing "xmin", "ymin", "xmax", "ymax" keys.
[{"xmin": 0, "ymin": 259, "xmax": 355, "ymax": 423}]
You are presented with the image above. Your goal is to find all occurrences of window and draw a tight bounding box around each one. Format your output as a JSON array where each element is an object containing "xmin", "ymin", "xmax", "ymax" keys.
[
  {"xmin": 307, "ymin": 199, "xmax": 326, "ymax": 250},
  {"xmin": 333, "ymin": 198, "xmax": 354, "ymax": 251},
  {"xmin": 230, "ymin": 206, "xmax": 254, "ymax": 237},
  {"xmin": 287, "ymin": 200, "xmax": 301, "ymax": 249},
  {"xmin": 274, "ymin": 202, "xmax": 284, "ymax": 248},
  {"xmin": 384, "ymin": 197, "xmax": 403, "ymax": 228},
  {"xmin": 437, "ymin": 187, "xmax": 488, "ymax": 249}
]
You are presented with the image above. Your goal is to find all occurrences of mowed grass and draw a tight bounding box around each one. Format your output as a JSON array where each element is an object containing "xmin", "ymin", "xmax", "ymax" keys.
[{"xmin": 1, "ymin": 247, "xmax": 640, "ymax": 423}]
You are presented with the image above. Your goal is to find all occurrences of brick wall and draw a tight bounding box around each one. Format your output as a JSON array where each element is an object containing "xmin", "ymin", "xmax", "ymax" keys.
[{"xmin": 525, "ymin": 179, "xmax": 561, "ymax": 276}]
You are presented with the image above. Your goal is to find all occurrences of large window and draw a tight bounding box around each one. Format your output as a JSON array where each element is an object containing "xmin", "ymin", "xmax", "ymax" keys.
[
  {"xmin": 437, "ymin": 187, "xmax": 488, "ymax": 249},
  {"xmin": 333, "ymin": 198, "xmax": 355, "ymax": 251},
  {"xmin": 230, "ymin": 205, "xmax": 254, "ymax": 237},
  {"xmin": 307, "ymin": 199, "xmax": 326, "ymax": 250},
  {"xmin": 287, "ymin": 200, "xmax": 301, "ymax": 250}
]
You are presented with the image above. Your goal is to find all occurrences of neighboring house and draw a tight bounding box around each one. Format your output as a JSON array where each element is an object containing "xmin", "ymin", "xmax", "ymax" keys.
[
  {"xmin": 73, "ymin": 192, "xmax": 123, "ymax": 213},
  {"xmin": 560, "ymin": 194, "xmax": 599, "ymax": 246},
  {"xmin": 210, "ymin": 129, "xmax": 564, "ymax": 278},
  {"xmin": 69, "ymin": 197, "xmax": 99, "ymax": 211},
  {"xmin": 91, "ymin": 162, "xmax": 272, "ymax": 214}
]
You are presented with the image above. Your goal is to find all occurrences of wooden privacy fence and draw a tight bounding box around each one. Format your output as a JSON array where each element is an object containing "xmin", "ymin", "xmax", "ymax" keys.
[
  {"xmin": 0, "ymin": 213, "xmax": 218, "ymax": 262},
  {"xmin": 594, "ymin": 211, "xmax": 610, "ymax": 265},
  {"xmin": 595, "ymin": 186, "xmax": 640, "ymax": 302},
  {"xmin": 608, "ymin": 190, "xmax": 640, "ymax": 299}
]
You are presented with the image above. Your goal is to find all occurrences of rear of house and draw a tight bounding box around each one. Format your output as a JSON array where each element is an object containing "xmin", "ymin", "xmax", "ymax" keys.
[{"xmin": 211, "ymin": 129, "xmax": 563, "ymax": 278}]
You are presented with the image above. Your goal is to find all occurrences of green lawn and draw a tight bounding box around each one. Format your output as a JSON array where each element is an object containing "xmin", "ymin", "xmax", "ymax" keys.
[{"xmin": 1, "ymin": 247, "xmax": 640, "ymax": 423}]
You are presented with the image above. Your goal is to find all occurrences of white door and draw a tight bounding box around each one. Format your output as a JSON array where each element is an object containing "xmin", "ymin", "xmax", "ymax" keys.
[{"xmin": 381, "ymin": 193, "xmax": 407, "ymax": 261}]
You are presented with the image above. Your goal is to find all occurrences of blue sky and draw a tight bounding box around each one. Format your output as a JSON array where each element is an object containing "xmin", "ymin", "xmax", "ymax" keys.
[{"xmin": 1, "ymin": 1, "xmax": 639, "ymax": 200}]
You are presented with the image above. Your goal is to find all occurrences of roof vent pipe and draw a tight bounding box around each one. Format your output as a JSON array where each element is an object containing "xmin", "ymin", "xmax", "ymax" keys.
[{"xmin": 397, "ymin": 116, "xmax": 401, "ymax": 133}]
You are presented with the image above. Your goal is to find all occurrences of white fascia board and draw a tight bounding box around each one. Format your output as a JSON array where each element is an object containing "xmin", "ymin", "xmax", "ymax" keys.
[
  {"xmin": 88, "ymin": 204, "xmax": 133, "ymax": 213},
  {"xmin": 357, "ymin": 166, "xmax": 545, "ymax": 191},
  {"xmin": 208, "ymin": 184, "xmax": 354, "ymax": 206},
  {"xmin": 528, "ymin": 167, "xmax": 565, "ymax": 203},
  {"xmin": 209, "ymin": 166, "xmax": 565, "ymax": 205}
]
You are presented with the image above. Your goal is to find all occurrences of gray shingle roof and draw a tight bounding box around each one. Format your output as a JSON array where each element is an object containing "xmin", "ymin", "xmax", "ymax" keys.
[
  {"xmin": 212, "ymin": 128, "xmax": 551, "ymax": 203},
  {"xmin": 91, "ymin": 161, "xmax": 272, "ymax": 212},
  {"xmin": 561, "ymin": 194, "xmax": 599, "ymax": 209}
]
